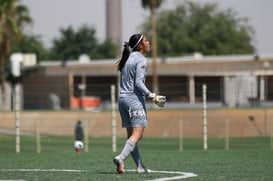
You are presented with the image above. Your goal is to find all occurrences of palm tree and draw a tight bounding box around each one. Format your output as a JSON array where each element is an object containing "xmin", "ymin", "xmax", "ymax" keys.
[
  {"xmin": 0, "ymin": 0, "xmax": 32, "ymax": 110},
  {"xmin": 141, "ymin": 0, "xmax": 162, "ymax": 94}
]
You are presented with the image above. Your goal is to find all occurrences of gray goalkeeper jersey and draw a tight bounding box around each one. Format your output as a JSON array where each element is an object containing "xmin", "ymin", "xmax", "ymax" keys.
[{"xmin": 119, "ymin": 51, "xmax": 151, "ymax": 99}]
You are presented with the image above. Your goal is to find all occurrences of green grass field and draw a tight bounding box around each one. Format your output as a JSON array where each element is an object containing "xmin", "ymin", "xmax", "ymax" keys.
[{"xmin": 0, "ymin": 136, "xmax": 273, "ymax": 181}]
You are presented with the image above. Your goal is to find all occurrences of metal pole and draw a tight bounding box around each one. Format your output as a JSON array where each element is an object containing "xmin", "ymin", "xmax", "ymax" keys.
[
  {"xmin": 179, "ymin": 118, "xmax": 183, "ymax": 151},
  {"xmin": 15, "ymin": 83, "xmax": 20, "ymax": 153},
  {"xmin": 202, "ymin": 84, "xmax": 208, "ymax": 150},
  {"xmin": 111, "ymin": 85, "xmax": 117, "ymax": 152},
  {"xmin": 36, "ymin": 119, "xmax": 41, "ymax": 153},
  {"xmin": 84, "ymin": 119, "xmax": 89, "ymax": 153},
  {"xmin": 271, "ymin": 118, "xmax": 273, "ymax": 150},
  {"xmin": 225, "ymin": 118, "xmax": 229, "ymax": 150},
  {"xmin": 263, "ymin": 61, "xmax": 270, "ymax": 135}
]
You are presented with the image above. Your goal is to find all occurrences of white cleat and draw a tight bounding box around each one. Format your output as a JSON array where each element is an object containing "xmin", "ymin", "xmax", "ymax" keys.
[
  {"xmin": 113, "ymin": 157, "xmax": 125, "ymax": 174},
  {"xmin": 137, "ymin": 167, "xmax": 151, "ymax": 173}
]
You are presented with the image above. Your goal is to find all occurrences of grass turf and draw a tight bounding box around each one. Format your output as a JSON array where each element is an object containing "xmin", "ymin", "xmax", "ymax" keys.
[{"xmin": 0, "ymin": 136, "xmax": 273, "ymax": 181}]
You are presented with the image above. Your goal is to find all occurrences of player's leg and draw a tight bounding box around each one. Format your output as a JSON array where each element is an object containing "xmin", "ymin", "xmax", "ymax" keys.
[
  {"xmin": 114, "ymin": 127, "xmax": 144, "ymax": 173},
  {"xmin": 126, "ymin": 128, "xmax": 147, "ymax": 172},
  {"xmin": 116, "ymin": 127, "xmax": 144, "ymax": 160},
  {"xmin": 131, "ymin": 145, "xmax": 148, "ymax": 173}
]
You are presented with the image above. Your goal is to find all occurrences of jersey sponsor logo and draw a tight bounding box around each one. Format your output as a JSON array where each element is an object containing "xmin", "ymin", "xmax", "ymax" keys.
[{"xmin": 128, "ymin": 107, "xmax": 146, "ymax": 118}]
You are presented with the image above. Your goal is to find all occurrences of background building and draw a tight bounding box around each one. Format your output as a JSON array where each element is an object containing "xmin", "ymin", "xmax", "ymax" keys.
[{"xmin": 20, "ymin": 54, "xmax": 273, "ymax": 110}]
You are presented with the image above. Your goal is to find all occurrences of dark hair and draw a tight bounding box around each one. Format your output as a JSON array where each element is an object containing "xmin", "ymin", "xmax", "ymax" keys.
[{"xmin": 117, "ymin": 34, "xmax": 143, "ymax": 71}]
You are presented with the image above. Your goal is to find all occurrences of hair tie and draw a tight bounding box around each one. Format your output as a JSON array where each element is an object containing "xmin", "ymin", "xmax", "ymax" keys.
[
  {"xmin": 124, "ymin": 41, "xmax": 129, "ymax": 47},
  {"xmin": 124, "ymin": 41, "xmax": 133, "ymax": 52}
]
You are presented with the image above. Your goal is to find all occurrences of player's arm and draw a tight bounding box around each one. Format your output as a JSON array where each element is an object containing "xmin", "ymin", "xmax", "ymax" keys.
[
  {"xmin": 135, "ymin": 61, "xmax": 151, "ymax": 96},
  {"xmin": 135, "ymin": 62, "xmax": 166, "ymax": 107}
]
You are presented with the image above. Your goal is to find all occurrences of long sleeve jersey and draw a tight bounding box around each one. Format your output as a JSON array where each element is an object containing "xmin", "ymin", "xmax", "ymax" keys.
[{"xmin": 119, "ymin": 51, "xmax": 151, "ymax": 98}]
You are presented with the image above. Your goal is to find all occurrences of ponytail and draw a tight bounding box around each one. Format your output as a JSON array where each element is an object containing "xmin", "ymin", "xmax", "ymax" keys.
[{"xmin": 117, "ymin": 42, "xmax": 130, "ymax": 71}]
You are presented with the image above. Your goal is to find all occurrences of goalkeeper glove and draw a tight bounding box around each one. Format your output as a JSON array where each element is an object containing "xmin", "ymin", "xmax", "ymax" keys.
[{"xmin": 148, "ymin": 93, "xmax": 166, "ymax": 107}]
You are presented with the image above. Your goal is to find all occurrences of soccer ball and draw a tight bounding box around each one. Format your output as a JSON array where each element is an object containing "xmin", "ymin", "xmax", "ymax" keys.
[{"xmin": 74, "ymin": 140, "xmax": 84, "ymax": 153}]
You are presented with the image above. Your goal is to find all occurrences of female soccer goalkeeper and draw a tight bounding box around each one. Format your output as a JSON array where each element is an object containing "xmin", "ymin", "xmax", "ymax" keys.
[{"xmin": 113, "ymin": 34, "xmax": 166, "ymax": 174}]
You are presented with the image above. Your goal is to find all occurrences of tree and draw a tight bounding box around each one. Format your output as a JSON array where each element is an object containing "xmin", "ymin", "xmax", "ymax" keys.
[
  {"xmin": 141, "ymin": 0, "xmax": 163, "ymax": 94},
  {"xmin": 92, "ymin": 39, "xmax": 118, "ymax": 59},
  {"xmin": 0, "ymin": 0, "xmax": 32, "ymax": 110},
  {"xmin": 141, "ymin": 1, "xmax": 255, "ymax": 57},
  {"xmin": 12, "ymin": 34, "xmax": 50, "ymax": 61},
  {"xmin": 49, "ymin": 25, "xmax": 117, "ymax": 60}
]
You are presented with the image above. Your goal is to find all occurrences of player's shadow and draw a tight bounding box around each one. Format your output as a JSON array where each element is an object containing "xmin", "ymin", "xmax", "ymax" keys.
[
  {"xmin": 99, "ymin": 171, "xmax": 136, "ymax": 175},
  {"xmin": 99, "ymin": 171, "xmax": 116, "ymax": 174}
]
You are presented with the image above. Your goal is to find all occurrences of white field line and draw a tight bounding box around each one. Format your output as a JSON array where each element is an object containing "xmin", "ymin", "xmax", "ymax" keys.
[
  {"xmin": 0, "ymin": 180, "xmax": 26, "ymax": 181},
  {"xmin": 0, "ymin": 168, "xmax": 197, "ymax": 181},
  {"xmin": 0, "ymin": 169, "xmax": 86, "ymax": 172},
  {"xmin": 127, "ymin": 169, "xmax": 197, "ymax": 181}
]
